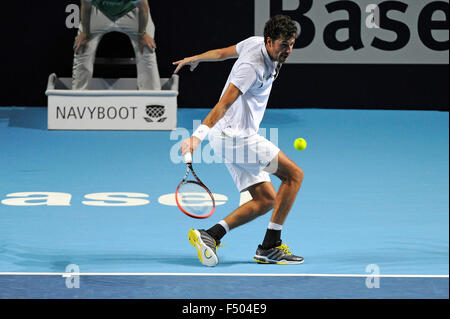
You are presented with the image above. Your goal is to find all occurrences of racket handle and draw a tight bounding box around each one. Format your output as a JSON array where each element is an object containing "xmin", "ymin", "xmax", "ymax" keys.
[{"xmin": 184, "ymin": 152, "xmax": 192, "ymax": 163}]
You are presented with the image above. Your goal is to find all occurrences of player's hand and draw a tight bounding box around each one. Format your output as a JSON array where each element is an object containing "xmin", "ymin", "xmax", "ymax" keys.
[
  {"xmin": 172, "ymin": 56, "xmax": 199, "ymax": 74},
  {"xmin": 180, "ymin": 137, "xmax": 201, "ymax": 156},
  {"xmin": 139, "ymin": 34, "xmax": 156, "ymax": 54},
  {"xmin": 74, "ymin": 32, "xmax": 90, "ymax": 54}
]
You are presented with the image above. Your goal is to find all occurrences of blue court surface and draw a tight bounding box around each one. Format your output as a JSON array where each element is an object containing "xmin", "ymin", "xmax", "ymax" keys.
[{"xmin": 0, "ymin": 107, "xmax": 448, "ymax": 299}]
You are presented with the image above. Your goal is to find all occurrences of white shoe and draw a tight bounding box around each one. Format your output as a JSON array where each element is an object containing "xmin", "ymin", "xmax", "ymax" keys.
[{"xmin": 188, "ymin": 229, "xmax": 219, "ymax": 267}]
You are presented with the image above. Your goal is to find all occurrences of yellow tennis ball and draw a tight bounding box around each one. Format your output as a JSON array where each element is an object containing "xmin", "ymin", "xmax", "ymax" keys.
[{"xmin": 294, "ymin": 138, "xmax": 307, "ymax": 151}]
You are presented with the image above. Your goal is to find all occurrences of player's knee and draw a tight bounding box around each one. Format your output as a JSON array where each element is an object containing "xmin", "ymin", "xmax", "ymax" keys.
[
  {"xmin": 297, "ymin": 167, "xmax": 304, "ymax": 183},
  {"xmin": 290, "ymin": 166, "xmax": 304, "ymax": 187}
]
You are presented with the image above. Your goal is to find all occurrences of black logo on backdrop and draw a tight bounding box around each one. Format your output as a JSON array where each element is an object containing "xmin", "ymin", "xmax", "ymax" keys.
[
  {"xmin": 270, "ymin": 0, "xmax": 449, "ymax": 51},
  {"xmin": 144, "ymin": 105, "xmax": 167, "ymax": 123}
]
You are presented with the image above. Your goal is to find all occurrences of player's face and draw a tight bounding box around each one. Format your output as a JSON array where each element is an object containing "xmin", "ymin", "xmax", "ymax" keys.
[{"xmin": 267, "ymin": 36, "xmax": 296, "ymax": 63}]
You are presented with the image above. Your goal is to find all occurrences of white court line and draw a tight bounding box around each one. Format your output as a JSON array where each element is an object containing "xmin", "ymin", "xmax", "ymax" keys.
[{"xmin": 0, "ymin": 272, "xmax": 448, "ymax": 278}]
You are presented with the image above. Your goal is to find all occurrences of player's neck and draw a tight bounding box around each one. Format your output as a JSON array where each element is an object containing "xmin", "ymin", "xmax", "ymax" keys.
[{"xmin": 265, "ymin": 44, "xmax": 277, "ymax": 62}]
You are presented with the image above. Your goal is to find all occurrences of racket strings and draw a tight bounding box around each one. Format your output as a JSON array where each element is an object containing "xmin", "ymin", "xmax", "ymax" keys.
[{"xmin": 177, "ymin": 181, "xmax": 214, "ymax": 218}]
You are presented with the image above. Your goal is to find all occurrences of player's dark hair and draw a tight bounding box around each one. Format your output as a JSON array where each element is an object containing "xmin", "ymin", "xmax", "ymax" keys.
[{"xmin": 263, "ymin": 15, "xmax": 298, "ymax": 43}]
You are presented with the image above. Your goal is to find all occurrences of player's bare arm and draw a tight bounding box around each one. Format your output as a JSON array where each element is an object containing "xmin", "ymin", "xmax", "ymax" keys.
[
  {"xmin": 136, "ymin": 0, "xmax": 156, "ymax": 53},
  {"xmin": 180, "ymin": 83, "xmax": 241, "ymax": 155},
  {"xmin": 74, "ymin": 0, "xmax": 92, "ymax": 54},
  {"xmin": 173, "ymin": 45, "xmax": 238, "ymax": 74}
]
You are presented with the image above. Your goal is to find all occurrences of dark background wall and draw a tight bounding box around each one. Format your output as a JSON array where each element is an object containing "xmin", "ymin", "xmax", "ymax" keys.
[{"xmin": 1, "ymin": 0, "xmax": 448, "ymax": 110}]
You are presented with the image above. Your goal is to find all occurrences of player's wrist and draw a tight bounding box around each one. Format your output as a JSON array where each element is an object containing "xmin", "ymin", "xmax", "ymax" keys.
[
  {"xmin": 192, "ymin": 124, "xmax": 210, "ymax": 142},
  {"xmin": 137, "ymin": 30, "xmax": 147, "ymax": 37}
]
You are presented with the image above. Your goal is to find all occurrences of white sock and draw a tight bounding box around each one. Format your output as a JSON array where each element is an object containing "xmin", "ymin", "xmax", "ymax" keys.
[
  {"xmin": 267, "ymin": 222, "xmax": 283, "ymax": 231},
  {"xmin": 218, "ymin": 220, "xmax": 230, "ymax": 233}
]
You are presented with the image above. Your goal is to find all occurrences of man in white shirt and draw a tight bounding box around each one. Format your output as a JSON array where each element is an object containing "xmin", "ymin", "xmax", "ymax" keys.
[{"xmin": 173, "ymin": 15, "xmax": 304, "ymax": 266}]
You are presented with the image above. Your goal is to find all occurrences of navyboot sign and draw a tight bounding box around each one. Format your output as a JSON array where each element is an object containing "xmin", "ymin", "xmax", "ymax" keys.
[
  {"xmin": 45, "ymin": 75, "xmax": 179, "ymax": 130},
  {"xmin": 55, "ymin": 106, "xmax": 138, "ymax": 121},
  {"xmin": 255, "ymin": 0, "xmax": 449, "ymax": 64}
]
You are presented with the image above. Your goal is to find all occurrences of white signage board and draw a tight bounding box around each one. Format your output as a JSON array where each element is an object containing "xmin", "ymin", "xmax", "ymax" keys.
[
  {"xmin": 46, "ymin": 75, "xmax": 178, "ymax": 130},
  {"xmin": 255, "ymin": 0, "xmax": 449, "ymax": 64}
]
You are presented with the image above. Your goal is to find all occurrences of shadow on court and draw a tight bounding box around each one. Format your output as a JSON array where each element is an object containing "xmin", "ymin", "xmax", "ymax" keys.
[
  {"xmin": 2, "ymin": 243, "xmax": 255, "ymax": 271},
  {"xmin": 0, "ymin": 107, "xmax": 47, "ymax": 130}
]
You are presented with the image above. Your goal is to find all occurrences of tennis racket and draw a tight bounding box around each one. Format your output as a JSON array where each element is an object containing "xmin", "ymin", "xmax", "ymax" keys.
[{"xmin": 175, "ymin": 152, "xmax": 216, "ymax": 219}]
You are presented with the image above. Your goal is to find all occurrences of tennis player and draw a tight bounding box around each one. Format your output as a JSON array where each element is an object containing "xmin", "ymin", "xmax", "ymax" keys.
[{"xmin": 174, "ymin": 15, "xmax": 304, "ymax": 266}]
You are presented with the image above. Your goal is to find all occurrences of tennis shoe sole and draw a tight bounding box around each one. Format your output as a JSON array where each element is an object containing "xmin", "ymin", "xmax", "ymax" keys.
[
  {"xmin": 188, "ymin": 229, "xmax": 219, "ymax": 267},
  {"xmin": 253, "ymin": 255, "xmax": 304, "ymax": 265}
]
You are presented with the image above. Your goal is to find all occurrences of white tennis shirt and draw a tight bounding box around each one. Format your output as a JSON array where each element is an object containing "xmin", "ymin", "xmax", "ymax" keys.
[{"xmin": 212, "ymin": 36, "xmax": 280, "ymax": 138}]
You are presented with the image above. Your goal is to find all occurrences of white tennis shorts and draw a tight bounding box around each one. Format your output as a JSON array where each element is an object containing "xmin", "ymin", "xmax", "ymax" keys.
[{"xmin": 208, "ymin": 130, "xmax": 280, "ymax": 192}]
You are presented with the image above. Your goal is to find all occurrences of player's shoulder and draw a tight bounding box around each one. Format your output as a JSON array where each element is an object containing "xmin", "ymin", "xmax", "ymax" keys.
[
  {"xmin": 243, "ymin": 36, "xmax": 265, "ymax": 44},
  {"xmin": 237, "ymin": 36, "xmax": 264, "ymax": 48},
  {"xmin": 238, "ymin": 36, "xmax": 265, "ymax": 57},
  {"xmin": 236, "ymin": 36, "xmax": 264, "ymax": 54},
  {"xmin": 233, "ymin": 37, "xmax": 266, "ymax": 78}
]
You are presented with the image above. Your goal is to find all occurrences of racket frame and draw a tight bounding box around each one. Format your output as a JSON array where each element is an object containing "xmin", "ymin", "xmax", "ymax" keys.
[{"xmin": 175, "ymin": 162, "xmax": 216, "ymax": 219}]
